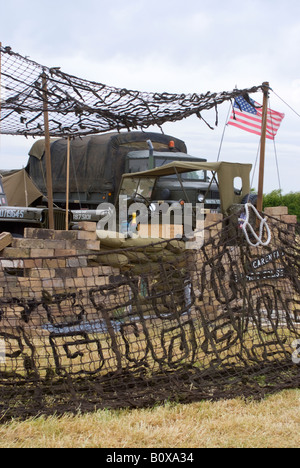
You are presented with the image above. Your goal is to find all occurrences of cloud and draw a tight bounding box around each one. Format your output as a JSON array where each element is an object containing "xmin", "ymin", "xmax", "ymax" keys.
[{"xmin": 1, "ymin": 0, "xmax": 300, "ymax": 193}]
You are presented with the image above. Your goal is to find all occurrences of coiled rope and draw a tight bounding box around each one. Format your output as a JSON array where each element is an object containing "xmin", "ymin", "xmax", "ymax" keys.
[{"xmin": 239, "ymin": 203, "xmax": 272, "ymax": 247}]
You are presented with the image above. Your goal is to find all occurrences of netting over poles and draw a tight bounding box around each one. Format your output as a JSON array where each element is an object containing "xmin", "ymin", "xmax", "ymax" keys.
[
  {"xmin": 0, "ymin": 216, "xmax": 299, "ymax": 421},
  {"xmin": 0, "ymin": 45, "xmax": 298, "ymax": 422},
  {"xmin": 0, "ymin": 45, "xmax": 263, "ymax": 137}
]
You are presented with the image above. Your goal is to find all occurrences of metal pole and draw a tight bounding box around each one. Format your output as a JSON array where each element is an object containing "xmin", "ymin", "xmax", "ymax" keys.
[
  {"xmin": 42, "ymin": 73, "xmax": 54, "ymax": 230},
  {"xmin": 257, "ymin": 81, "xmax": 269, "ymax": 213},
  {"xmin": 65, "ymin": 137, "xmax": 70, "ymax": 231}
]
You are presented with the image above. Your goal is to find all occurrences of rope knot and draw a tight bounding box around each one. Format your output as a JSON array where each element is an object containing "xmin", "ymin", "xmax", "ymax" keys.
[{"xmin": 239, "ymin": 203, "xmax": 272, "ymax": 247}]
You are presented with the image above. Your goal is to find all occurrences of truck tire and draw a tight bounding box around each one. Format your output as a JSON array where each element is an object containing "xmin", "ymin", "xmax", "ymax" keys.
[{"xmin": 241, "ymin": 193, "xmax": 258, "ymax": 206}]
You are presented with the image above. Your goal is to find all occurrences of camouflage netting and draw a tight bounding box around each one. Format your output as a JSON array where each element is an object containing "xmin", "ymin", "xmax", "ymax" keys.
[
  {"xmin": 0, "ymin": 44, "xmax": 298, "ymax": 422},
  {"xmin": 0, "ymin": 214, "xmax": 299, "ymax": 421},
  {"xmin": 0, "ymin": 45, "xmax": 263, "ymax": 137}
]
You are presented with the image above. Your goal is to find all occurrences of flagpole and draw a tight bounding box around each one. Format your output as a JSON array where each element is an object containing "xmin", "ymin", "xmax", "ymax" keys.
[{"xmin": 257, "ymin": 81, "xmax": 269, "ymax": 213}]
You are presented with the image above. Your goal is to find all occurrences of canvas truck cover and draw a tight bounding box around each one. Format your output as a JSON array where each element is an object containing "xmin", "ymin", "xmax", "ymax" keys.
[
  {"xmin": 27, "ymin": 132, "xmax": 187, "ymax": 203},
  {"xmin": 120, "ymin": 161, "xmax": 252, "ymax": 214},
  {"xmin": 0, "ymin": 168, "xmax": 43, "ymax": 206}
]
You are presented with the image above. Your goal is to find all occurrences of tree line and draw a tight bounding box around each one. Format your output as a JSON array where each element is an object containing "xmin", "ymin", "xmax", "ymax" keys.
[{"xmin": 263, "ymin": 190, "xmax": 300, "ymax": 222}]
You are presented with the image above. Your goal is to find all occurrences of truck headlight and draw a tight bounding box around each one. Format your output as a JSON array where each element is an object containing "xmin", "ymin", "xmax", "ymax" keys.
[{"xmin": 198, "ymin": 194, "xmax": 205, "ymax": 203}]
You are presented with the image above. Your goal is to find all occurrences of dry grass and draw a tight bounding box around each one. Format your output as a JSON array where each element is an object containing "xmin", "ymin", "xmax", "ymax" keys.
[{"xmin": 0, "ymin": 389, "xmax": 299, "ymax": 448}]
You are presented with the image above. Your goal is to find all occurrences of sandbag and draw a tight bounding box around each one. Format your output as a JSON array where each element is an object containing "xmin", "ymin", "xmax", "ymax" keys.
[
  {"xmin": 129, "ymin": 262, "xmax": 162, "ymax": 275},
  {"xmin": 123, "ymin": 237, "xmax": 167, "ymax": 252},
  {"xmin": 123, "ymin": 251, "xmax": 150, "ymax": 263},
  {"xmin": 166, "ymin": 239, "xmax": 186, "ymax": 253},
  {"xmin": 147, "ymin": 250, "xmax": 178, "ymax": 263},
  {"xmin": 97, "ymin": 253, "xmax": 129, "ymax": 267},
  {"xmin": 96, "ymin": 230, "xmax": 126, "ymax": 249}
]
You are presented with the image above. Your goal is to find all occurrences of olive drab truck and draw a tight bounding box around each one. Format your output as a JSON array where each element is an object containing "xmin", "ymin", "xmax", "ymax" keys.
[{"xmin": 26, "ymin": 131, "xmax": 221, "ymax": 221}]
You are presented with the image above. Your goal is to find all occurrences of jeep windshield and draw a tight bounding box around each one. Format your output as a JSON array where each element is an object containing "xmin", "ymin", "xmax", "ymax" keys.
[
  {"xmin": 154, "ymin": 158, "xmax": 205, "ymax": 181},
  {"xmin": 119, "ymin": 176, "xmax": 156, "ymax": 200}
]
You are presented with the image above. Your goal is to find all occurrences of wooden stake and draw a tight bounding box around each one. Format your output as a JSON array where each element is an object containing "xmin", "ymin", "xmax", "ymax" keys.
[
  {"xmin": 257, "ymin": 82, "xmax": 269, "ymax": 213},
  {"xmin": 42, "ymin": 73, "xmax": 54, "ymax": 230},
  {"xmin": 65, "ymin": 137, "xmax": 70, "ymax": 231}
]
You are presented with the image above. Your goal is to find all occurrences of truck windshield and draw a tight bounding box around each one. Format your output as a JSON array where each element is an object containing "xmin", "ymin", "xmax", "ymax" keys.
[{"xmin": 154, "ymin": 158, "xmax": 205, "ymax": 181}]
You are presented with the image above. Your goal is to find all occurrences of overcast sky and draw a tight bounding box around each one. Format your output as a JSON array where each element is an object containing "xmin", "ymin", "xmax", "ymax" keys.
[{"xmin": 1, "ymin": 0, "xmax": 300, "ymax": 193}]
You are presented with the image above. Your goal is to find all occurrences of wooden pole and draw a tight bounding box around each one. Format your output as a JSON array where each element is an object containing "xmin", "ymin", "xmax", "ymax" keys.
[
  {"xmin": 257, "ymin": 81, "xmax": 269, "ymax": 213},
  {"xmin": 65, "ymin": 137, "xmax": 70, "ymax": 231},
  {"xmin": 42, "ymin": 73, "xmax": 55, "ymax": 230},
  {"xmin": 0, "ymin": 42, "xmax": 2, "ymax": 135}
]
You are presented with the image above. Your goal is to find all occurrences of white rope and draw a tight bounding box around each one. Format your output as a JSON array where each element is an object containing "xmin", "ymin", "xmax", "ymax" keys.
[{"xmin": 239, "ymin": 203, "xmax": 272, "ymax": 247}]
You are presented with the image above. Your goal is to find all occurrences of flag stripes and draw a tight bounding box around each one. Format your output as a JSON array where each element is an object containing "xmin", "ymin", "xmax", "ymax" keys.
[{"xmin": 228, "ymin": 96, "xmax": 284, "ymax": 140}]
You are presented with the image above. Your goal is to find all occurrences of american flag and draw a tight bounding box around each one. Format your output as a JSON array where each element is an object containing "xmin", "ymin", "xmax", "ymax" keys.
[{"xmin": 227, "ymin": 95, "xmax": 285, "ymax": 140}]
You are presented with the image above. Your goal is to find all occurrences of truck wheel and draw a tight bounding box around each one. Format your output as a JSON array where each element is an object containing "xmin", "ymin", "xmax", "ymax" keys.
[{"xmin": 241, "ymin": 193, "xmax": 258, "ymax": 206}]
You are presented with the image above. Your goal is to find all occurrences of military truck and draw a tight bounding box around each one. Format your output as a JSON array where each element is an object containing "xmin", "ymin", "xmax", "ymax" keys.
[
  {"xmin": 0, "ymin": 169, "xmax": 70, "ymax": 236},
  {"xmin": 0, "ymin": 131, "xmax": 257, "ymax": 235},
  {"xmin": 26, "ymin": 131, "xmax": 221, "ymax": 218}
]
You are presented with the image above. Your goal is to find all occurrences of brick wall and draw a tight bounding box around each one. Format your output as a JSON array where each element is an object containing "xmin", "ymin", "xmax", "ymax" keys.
[{"xmin": 0, "ymin": 222, "xmax": 120, "ymax": 299}]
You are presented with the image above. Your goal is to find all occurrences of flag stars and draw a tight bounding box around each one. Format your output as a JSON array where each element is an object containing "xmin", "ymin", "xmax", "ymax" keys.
[{"xmin": 234, "ymin": 96, "xmax": 257, "ymax": 114}]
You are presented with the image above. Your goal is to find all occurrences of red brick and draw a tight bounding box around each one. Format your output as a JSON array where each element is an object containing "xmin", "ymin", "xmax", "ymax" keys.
[
  {"xmin": 17, "ymin": 277, "xmax": 42, "ymax": 291},
  {"xmin": 73, "ymin": 278, "xmax": 88, "ymax": 288},
  {"xmin": 0, "ymin": 259, "xmax": 24, "ymax": 268},
  {"xmin": 77, "ymin": 221, "xmax": 97, "ymax": 232},
  {"xmin": 42, "ymin": 258, "xmax": 66, "ymax": 268},
  {"xmin": 77, "ymin": 267, "xmax": 100, "ymax": 277},
  {"xmin": 52, "ymin": 230, "xmax": 78, "ymax": 241},
  {"xmin": 28, "ymin": 268, "xmax": 56, "ymax": 279},
  {"xmin": 23, "ymin": 228, "xmax": 55, "ymax": 239},
  {"xmin": 66, "ymin": 257, "xmax": 88, "ymax": 267},
  {"xmin": 30, "ymin": 249, "xmax": 55, "ymax": 258},
  {"xmin": 264, "ymin": 206, "xmax": 288, "ymax": 216},
  {"xmin": 42, "ymin": 278, "xmax": 65, "ymax": 289},
  {"xmin": 98, "ymin": 266, "xmax": 120, "ymax": 276},
  {"xmin": 0, "ymin": 232, "xmax": 13, "ymax": 251},
  {"xmin": 76, "ymin": 230, "xmax": 97, "ymax": 240},
  {"xmin": 2, "ymin": 247, "xmax": 31, "ymax": 258},
  {"xmin": 54, "ymin": 249, "xmax": 77, "ymax": 257},
  {"xmin": 205, "ymin": 213, "xmax": 223, "ymax": 221},
  {"xmin": 55, "ymin": 267, "xmax": 78, "ymax": 278},
  {"xmin": 13, "ymin": 238, "xmax": 67, "ymax": 250},
  {"xmin": 281, "ymin": 214, "xmax": 297, "ymax": 224},
  {"xmin": 24, "ymin": 258, "xmax": 43, "ymax": 269},
  {"xmin": 65, "ymin": 239, "xmax": 100, "ymax": 250}
]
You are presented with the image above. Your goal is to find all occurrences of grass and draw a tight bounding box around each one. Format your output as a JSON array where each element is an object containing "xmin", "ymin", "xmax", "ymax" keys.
[
  {"xmin": 0, "ymin": 389, "xmax": 299, "ymax": 448},
  {"xmin": 1, "ymin": 296, "xmax": 299, "ymax": 448}
]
